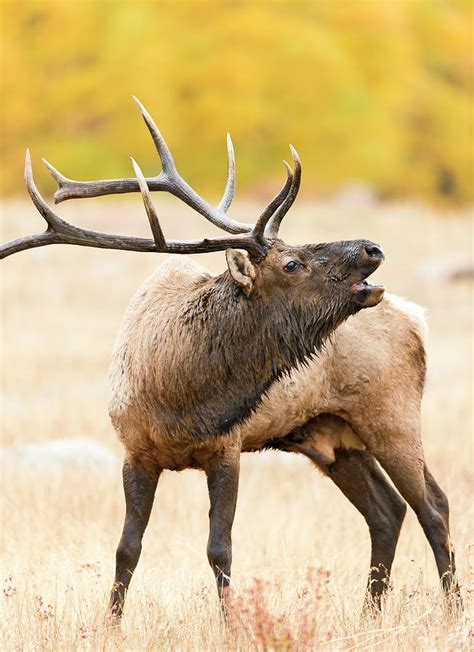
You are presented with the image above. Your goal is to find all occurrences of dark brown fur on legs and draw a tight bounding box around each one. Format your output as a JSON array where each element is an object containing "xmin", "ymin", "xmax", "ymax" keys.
[
  {"xmin": 205, "ymin": 444, "xmax": 240, "ymax": 605},
  {"xmin": 422, "ymin": 467, "xmax": 458, "ymax": 594},
  {"xmin": 109, "ymin": 458, "xmax": 160, "ymax": 618},
  {"xmin": 365, "ymin": 441, "xmax": 461, "ymax": 605},
  {"xmin": 270, "ymin": 426, "xmax": 406, "ymax": 610},
  {"xmin": 323, "ymin": 449, "xmax": 406, "ymax": 609}
]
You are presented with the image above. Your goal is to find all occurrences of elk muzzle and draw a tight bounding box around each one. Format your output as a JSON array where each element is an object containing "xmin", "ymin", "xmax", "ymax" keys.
[{"xmin": 351, "ymin": 242, "xmax": 385, "ymax": 308}]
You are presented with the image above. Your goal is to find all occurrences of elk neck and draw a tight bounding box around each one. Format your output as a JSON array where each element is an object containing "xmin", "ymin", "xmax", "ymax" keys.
[{"xmin": 163, "ymin": 269, "xmax": 354, "ymax": 440}]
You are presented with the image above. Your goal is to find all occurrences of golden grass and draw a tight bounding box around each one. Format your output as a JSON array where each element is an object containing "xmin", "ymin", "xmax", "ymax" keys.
[{"xmin": 1, "ymin": 196, "xmax": 473, "ymax": 650}]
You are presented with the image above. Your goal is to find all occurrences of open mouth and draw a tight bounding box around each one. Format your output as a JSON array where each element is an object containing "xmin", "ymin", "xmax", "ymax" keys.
[
  {"xmin": 351, "ymin": 278, "xmax": 385, "ymax": 308},
  {"xmin": 348, "ymin": 242, "xmax": 385, "ymax": 308}
]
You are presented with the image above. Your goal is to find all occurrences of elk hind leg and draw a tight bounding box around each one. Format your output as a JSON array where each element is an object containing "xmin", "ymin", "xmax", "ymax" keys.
[
  {"xmin": 289, "ymin": 416, "xmax": 407, "ymax": 609},
  {"xmin": 327, "ymin": 448, "xmax": 406, "ymax": 609},
  {"xmin": 372, "ymin": 444, "xmax": 461, "ymax": 604}
]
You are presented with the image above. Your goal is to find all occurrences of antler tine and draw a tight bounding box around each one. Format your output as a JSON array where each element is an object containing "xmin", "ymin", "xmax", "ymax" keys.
[
  {"xmin": 25, "ymin": 150, "xmax": 70, "ymax": 233},
  {"xmin": 217, "ymin": 133, "xmax": 236, "ymax": 213},
  {"xmin": 131, "ymin": 157, "xmax": 166, "ymax": 249},
  {"xmin": 0, "ymin": 151, "xmax": 64, "ymax": 258},
  {"xmin": 132, "ymin": 96, "xmax": 175, "ymax": 175},
  {"xmin": 42, "ymin": 157, "xmax": 72, "ymax": 198},
  {"xmin": 252, "ymin": 161, "xmax": 293, "ymax": 240},
  {"xmin": 264, "ymin": 145, "xmax": 302, "ymax": 239}
]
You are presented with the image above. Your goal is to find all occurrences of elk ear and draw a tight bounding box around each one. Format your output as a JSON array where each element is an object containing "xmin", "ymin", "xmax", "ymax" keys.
[{"xmin": 225, "ymin": 249, "xmax": 257, "ymax": 297}]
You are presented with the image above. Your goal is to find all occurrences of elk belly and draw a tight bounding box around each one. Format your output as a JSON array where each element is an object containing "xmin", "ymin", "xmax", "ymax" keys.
[{"xmin": 296, "ymin": 414, "xmax": 365, "ymax": 467}]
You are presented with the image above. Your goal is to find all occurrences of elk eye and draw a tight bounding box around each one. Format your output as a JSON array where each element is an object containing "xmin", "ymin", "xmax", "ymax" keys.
[{"xmin": 284, "ymin": 260, "xmax": 299, "ymax": 273}]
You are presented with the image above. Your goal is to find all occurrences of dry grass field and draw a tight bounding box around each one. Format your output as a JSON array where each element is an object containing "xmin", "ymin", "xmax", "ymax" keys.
[{"xmin": 1, "ymin": 193, "xmax": 473, "ymax": 650}]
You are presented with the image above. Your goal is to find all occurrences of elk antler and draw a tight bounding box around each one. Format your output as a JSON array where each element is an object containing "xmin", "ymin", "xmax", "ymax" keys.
[
  {"xmin": 1, "ymin": 98, "xmax": 302, "ymax": 260},
  {"xmin": 264, "ymin": 146, "xmax": 301, "ymax": 239},
  {"xmin": 0, "ymin": 150, "xmax": 295, "ymax": 260}
]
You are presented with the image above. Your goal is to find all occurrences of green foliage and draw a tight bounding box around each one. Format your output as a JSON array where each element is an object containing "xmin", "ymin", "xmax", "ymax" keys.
[{"xmin": 1, "ymin": 1, "xmax": 472, "ymax": 204}]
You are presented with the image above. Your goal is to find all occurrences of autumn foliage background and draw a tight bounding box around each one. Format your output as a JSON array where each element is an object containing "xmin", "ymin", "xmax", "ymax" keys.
[{"xmin": 1, "ymin": 1, "xmax": 472, "ymax": 204}]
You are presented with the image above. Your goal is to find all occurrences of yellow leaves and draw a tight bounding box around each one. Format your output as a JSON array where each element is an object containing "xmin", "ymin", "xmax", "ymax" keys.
[{"xmin": 1, "ymin": 1, "xmax": 472, "ymax": 204}]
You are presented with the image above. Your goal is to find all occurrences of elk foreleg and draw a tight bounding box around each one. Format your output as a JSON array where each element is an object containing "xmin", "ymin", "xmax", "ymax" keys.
[
  {"xmin": 109, "ymin": 456, "xmax": 160, "ymax": 619},
  {"xmin": 205, "ymin": 445, "xmax": 240, "ymax": 604}
]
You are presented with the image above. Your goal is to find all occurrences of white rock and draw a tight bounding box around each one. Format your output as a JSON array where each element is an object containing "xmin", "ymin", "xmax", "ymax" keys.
[{"xmin": 1, "ymin": 437, "xmax": 120, "ymax": 472}]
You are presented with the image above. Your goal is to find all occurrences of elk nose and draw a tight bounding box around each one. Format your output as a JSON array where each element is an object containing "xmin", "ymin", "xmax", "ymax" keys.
[{"xmin": 364, "ymin": 243, "xmax": 384, "ymax": 261}]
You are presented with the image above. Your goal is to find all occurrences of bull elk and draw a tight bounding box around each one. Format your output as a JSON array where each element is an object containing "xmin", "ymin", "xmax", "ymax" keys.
[{"xmin": 1, "ymin": 99, "xmax": 459, "ymax": 617}]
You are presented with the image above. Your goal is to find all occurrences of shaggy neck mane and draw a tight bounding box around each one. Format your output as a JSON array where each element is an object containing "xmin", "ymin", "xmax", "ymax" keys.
[{"xmin": 164, "ymin": 271, "xmax": 352, "ymax": 440}]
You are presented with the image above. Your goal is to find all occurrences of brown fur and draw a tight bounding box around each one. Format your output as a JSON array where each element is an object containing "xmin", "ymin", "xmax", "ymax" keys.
[
  {"xmin": 240, "ymin": 292, "xmax": 427, "ymax": 455},
  {"xmin": 109, "ymin": 242, "xmax": 383, "ymax": 471},
  {"xmin": 110, "ymin": 267, "xmax": 427, "ymax": 474}
]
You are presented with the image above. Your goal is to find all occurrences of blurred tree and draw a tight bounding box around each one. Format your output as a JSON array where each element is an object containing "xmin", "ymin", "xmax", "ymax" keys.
[{"xmin": 1, "ymin": 0, "xmax": 472, "ymax": 204}]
